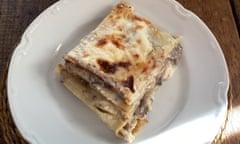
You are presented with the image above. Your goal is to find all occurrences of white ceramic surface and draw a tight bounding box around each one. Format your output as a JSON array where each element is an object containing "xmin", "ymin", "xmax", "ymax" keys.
[{"xmin": 7, "ymin": 0, "xmax": 229, "ymax": 144}]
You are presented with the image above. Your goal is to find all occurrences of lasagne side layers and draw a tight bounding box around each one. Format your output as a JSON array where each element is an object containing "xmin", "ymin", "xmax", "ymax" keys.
[
  {"xmin": 56, "ymin": 0, "xmax": 182, "ymax": 142},
  {"xmin": 55, "ymin": 65, "xmax": 159, "ymax": 142}
]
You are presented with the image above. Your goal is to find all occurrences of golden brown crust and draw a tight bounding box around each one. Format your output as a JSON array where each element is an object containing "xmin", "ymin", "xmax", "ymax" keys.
[
  {"xmin": 58, "ymin": 1, "xmax": 182, "ymax": 142},
  {"xmin": 132, "ymin": 119, "xmax": 148, "ymax": 135},
  {"xmin": 65, "ymin": 1, "xmax": 181, "ymax": 106}
]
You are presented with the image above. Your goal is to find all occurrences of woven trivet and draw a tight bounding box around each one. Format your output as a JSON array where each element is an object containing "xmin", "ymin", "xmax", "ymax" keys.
[
  {"xmin": 0, "ymin": 59, "xmax": 232, "ymax": 144},
  {"xmin": 0, "ymin": 64, "xmax": 28, "ymax": 144}
]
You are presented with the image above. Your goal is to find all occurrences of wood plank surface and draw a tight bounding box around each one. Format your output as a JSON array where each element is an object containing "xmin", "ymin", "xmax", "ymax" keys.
[
  {"xmin": 231, "ymin": 0, "xmax": 240, "ymax": 34},
  {"xmin": 0, "ymin": 0, "xmax": 240, "ymax": 144}
]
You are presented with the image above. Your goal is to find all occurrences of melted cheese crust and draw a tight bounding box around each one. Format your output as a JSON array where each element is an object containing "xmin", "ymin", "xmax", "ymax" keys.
[{"xmin": 65, "ymin": 1, "xmax": 181, "ymax": 105}]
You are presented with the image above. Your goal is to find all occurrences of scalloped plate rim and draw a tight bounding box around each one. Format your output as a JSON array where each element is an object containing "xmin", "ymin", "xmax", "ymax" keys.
[{"xmin": 7, "ymin": 0, "xmax": 229, "ymax": 144}]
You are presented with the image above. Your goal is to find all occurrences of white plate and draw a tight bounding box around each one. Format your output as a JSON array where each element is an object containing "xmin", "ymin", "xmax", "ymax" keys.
[{"xmin": 7, "ymin": 0, "xmax": 229, "ymax": 144}]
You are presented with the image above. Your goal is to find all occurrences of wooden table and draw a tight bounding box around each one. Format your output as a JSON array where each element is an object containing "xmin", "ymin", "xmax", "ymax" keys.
[{"xmin": 0, "ymin": 0, "xmax": 239, "ymax": 143}]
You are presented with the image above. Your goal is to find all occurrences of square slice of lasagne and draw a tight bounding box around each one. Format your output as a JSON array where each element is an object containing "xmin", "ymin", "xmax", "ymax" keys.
[{"xmin": 55, "ymin": 1, "xmax": 182, "ymax": 142}]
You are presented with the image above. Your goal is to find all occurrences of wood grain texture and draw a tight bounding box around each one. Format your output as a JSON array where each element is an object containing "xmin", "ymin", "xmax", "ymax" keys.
[
  {"xmin": 0, "ymin": 0, "xmax": 239, "ymax": 144},
  {"xmin": 231, "ymin": 0, "xmax": 240, "ymax": 34}
]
